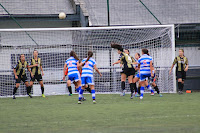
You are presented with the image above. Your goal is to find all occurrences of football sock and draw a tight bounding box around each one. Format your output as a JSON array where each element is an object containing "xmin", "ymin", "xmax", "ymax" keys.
[
  {"xmin": 140, "ymin": 86, "xmax": 144, "ymax": 97},
  {"xmin": 91, "ymin": 90, "xmax": 95, "ymax": 100},
  {"xmin": 138, "ymin": 87, "xmax": 141, "ymax": 95},
  {"xmin": 133, "ymin": 83, "xmax": 137, "ymax": 93},
  {"xmin": 79, "ymin": 88, "xmax": 84, "ymax": 101},
  {"xmin": 178, "ymin": 82, "xmax": 182, "ymax": 91},
  {"xmin": 41, "ymin": 87, "xmax": 44, "ymax": 94},
  {"xmin": 68, "ymin": 86, "xmax": 72, "ymax": 94},
  {"xmin": 147, "ymin": 85, "xmax": 154, "ymax": 93},
  {"xmin": 154, "ymin": 86, "xmax": 160, "ymax": 94},
  {"xmin": 121, "ymin": 81, "xmax": 125, "ymax": 91},
  {"xmin": 130, "ymin": 83, "xmax": 134, "ymax": 94},
  {"xmin": 13, "ymin": 87, "xmax": 18, "ymax": 95}
]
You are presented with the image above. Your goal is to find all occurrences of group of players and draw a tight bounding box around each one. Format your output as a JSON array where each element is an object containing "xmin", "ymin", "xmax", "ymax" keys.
[
  {"xmin": 12, "ymin": 50, "xmax": 45, "ymax": 99},
  {"xmin": 12, "ymin": 44, "xmax": 189, "ymax": 102},
  {"xmin": 62, "ymin": 50, "xmax": 102, "ymax": 104},
  {"xmin": 111, "ymin": 43, "xmax": 162, "ymax": 99}
]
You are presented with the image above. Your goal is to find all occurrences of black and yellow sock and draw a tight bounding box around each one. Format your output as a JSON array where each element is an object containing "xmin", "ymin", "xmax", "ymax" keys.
[
  {"xmin": 26, "ymin": 86, "xmax": 31, "ymax": 94},
  {"xmin": 130, "ymin": 83, "xmax": 134, "ymax": 94},
  {"xmin": 13, "ymin": 87, "xmax": 18, "ymax": 95},
  {"xmin": 181, "ymin": 83, "xmax": 184, "ymax": 91},
  {"xmin": 41, "ymin": 87, "xmax": 44, "ymax": 94},
  {"xmin": 121, "ymin": 81, "xmax": 125, "ymax": 91},
  {"xmin": 138, "ymin": 87, "xmax": 141, "ymax": 95},
  {"xmin": 178, "ymin": 82, "xmax": 182, "ymax": 91},
  {"xmin": 133, "ymin": 83, "xmax": 137, "ymax": 93},
  {"xmin": 154, "ymin": 86, "xmax": 160, "ymax": 94},
  {"xmin": 68, "ymin": 86, "xmax": 72, "ymax": 94},
  {"xmin": 86, "ymin": 86, "xmax": 91, "ymax": 93}
]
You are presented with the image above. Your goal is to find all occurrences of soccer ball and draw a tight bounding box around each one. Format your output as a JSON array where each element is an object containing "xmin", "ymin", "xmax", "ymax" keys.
[{"xmin": 59, "ymin": 12, "xmax": 66, "ymax": 19}]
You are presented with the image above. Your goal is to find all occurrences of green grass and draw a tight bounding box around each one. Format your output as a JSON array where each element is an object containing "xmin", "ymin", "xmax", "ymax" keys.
[{"xmin": 1, "ymin": 93, "xmax": 200, "ymax": 133}]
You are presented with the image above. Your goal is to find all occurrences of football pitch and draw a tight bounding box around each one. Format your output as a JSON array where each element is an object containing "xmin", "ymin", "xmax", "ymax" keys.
[{"xmin": 1, "ymin": 93, "xmax": 200, "ymax": 133}]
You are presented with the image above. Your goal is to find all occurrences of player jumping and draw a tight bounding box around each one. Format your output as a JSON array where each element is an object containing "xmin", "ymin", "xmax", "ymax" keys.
[{"xmin": 111, "ymin": 43, "xmax": 136, "ymax": 99}]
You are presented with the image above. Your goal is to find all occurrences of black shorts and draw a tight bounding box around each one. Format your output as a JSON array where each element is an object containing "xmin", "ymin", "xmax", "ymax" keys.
[
  {"xmin": 120, "ymin": 69, "xmax": 125, "ymax": 74},
  {"xmin": 15, "ymin": 75, "xmax": 28, "ymax": 83},
  {"xmin": 123, "ymin": 68, "xmax": 135, "ymax": 77},
  {"xmin": 31, "ymin": 74, "xmax": 43, "ymax": 82},
  {"xmin": 176, "ymin": 71, "xmax": 186, "ymax": 80}
]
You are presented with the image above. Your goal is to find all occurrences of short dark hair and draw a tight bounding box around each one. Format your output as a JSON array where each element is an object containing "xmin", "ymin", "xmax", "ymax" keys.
[
  {"xmin": 142, "ymin": 49, "xmax": 148, "ymax": 54},
  {"xmin": 33, "ymin": 50, "xmax": 38, "ymax": 53},
  {"xmin": 19, "ymin": 54, "xmax": 24, "ymax": 60}
]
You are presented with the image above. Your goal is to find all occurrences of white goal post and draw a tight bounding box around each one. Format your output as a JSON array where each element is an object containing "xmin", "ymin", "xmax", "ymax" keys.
[{"xmin": 0, "ymin": 25, "xmax": 176, "ymax": 97}]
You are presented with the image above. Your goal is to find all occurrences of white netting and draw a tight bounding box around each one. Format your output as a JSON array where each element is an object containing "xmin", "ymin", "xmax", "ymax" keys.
[{"xmin": 0, "ymin": 25, "xmax": 175, "ymax": 97}]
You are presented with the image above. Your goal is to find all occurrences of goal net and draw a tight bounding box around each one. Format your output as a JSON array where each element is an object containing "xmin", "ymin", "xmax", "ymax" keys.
[{"xmin": 0, "ymin": 25, "xmax": 175, "ymax": 97}]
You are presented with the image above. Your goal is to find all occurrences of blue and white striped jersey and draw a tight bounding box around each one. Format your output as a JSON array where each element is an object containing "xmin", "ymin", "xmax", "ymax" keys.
[
  {"xmin": 65, "ymin": 57, "xmax": 79, "ymax": 76},
  {"xmin": 137, "ymin": 54, "xmax": 153, "ymax": 75},
  {"xmin": 81, "ymin": 58, "xmax": 96, "ymax": 77}
]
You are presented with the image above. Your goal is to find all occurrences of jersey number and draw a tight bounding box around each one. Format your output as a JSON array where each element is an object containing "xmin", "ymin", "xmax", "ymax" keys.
[
  {"xmin": 69, "ymin": 61, "xmax": 72, "ymax": 67},
  {"xmin": 143, "ymin": 60, "xmax": 147, "ymax": 66},
  {"xmin": 85, "ymin": 62, "xmax": 89, "ymax": 67}
]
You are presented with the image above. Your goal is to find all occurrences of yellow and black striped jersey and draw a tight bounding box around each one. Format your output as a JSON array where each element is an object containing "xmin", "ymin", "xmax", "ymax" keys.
[
  {"xmin": 30, "ymin": 58, "xmax": 42, "ymax": 75},
  {"xmin": 173, "ymin": 56, "xmax": 188, "ymax": 71},
  {"xmin": 120, "ymin": 52, "xmax": 135, "ymax": 69},
  {"xmin": 14, "ymin": 60, "xmax": 28, "ymax": 76}
]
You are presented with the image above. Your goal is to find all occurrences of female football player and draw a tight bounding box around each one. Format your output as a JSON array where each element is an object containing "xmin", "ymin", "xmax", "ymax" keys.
[
  {"xmin": 78, "ymin": 51, "xmax": 102, "ymax": 104},
  {"xmin": 169, "ymin": 49, "xmax": 188, "ymax": 94}
]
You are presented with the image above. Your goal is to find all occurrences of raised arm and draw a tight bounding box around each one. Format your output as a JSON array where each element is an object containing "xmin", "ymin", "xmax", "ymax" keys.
[
  {"xmin": 112, "ymin": 60, "xmax": 120, "ymax": 66},
  {"xmin": 94, "ymin": 65, "xmax": 102, "ymax": 77}
]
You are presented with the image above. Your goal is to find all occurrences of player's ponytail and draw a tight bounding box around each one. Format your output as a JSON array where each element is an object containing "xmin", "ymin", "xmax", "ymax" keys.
[
  {"xmin": 70, "ymin": 51, "xmax": 80, "ymax": 61},
  {"xmin": 136, "ymin": 53, "xmax": 140, "ymax": 58},
  {"xmin": 111, "ymin": 43, "xmax": 123, "ymax": 52},
  {"xmin": 82, "ymin": 51, "xmax": 93, "ymax": 66},
  {"xmin": 86, "ymin": 51, "xmax": 93, "ymax": 62}
]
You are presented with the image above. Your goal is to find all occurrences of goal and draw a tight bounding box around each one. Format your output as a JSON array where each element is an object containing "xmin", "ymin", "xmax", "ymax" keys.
[{"xmin": 0, "ymin": 25, "xmax": 176, "ymax": 97}]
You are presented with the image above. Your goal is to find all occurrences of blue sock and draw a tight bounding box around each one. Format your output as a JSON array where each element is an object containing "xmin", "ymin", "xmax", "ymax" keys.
[
  {"xmin": 91, "ymin": 90, "xmax": 95, "ymax": 100},
  {"xmin": 140, "ymin": 86, "xmax": 144, "ymax": 97},
  {"xmin": 79, "ymin": 88, "xmax": 84, "ymax": 101},
  {"xmin": 147, "ymin": 85, "xmax": 154, "ymax": 93},
  {"xmin": 76, "ymin": 86, "xmax": 81, "ymax": 93}
]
